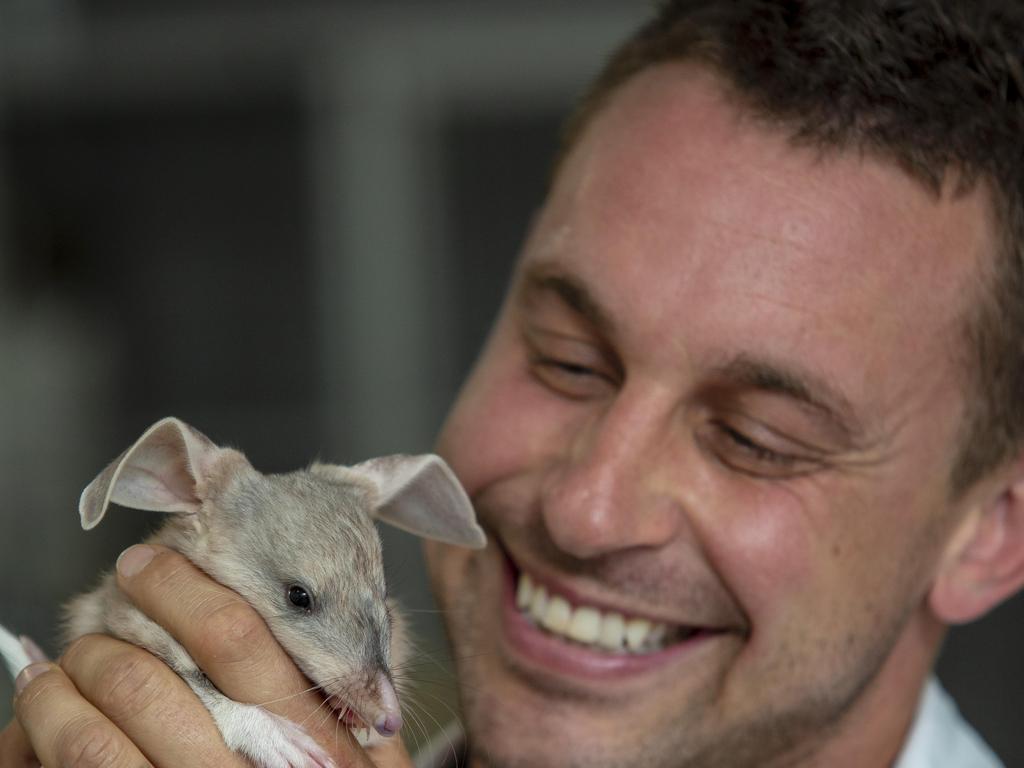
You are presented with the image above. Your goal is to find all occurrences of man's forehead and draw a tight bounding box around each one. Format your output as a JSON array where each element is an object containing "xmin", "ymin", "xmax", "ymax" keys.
[{"xmin": 545, "ymin": 62, "xmax": 994, "ymax": 322}]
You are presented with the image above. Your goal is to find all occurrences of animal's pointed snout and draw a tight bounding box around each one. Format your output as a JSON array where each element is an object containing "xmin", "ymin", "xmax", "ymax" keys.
[{"xmin": 373, "ymin": 670, "xmax": 402, "ymax": 736}]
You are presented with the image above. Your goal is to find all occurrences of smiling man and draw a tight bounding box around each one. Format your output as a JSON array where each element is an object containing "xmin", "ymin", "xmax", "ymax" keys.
[
  {"xmin": 4, "ymin": 2, "xmax": 1024, "ymax": 768},
  {"xmin": 423, "ymin": 2, "xmax": 1024, "ymax": 767}
]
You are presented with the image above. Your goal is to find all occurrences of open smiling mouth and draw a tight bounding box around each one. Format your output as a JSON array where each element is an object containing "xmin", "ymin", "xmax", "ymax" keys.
[
  {"xmin": 516, "ymin": 570, "xmax": 701, "ymax": 654},
  {"xmin": 501, "ymin": 550, "xmax": 730, "ymax": 678}
]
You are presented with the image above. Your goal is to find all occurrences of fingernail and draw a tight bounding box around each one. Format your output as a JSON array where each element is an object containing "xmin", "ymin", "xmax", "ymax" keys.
[
  {"xmin": 15, "ymin": 662, "xmax": 51, "ymax": 695},
  {"xmin": 18, "ymin": 635, "xmax": 49, "ymax": 664},
  {"xmin": 117, "ymin": 544, "xmax": 156, "ymax": 578}
]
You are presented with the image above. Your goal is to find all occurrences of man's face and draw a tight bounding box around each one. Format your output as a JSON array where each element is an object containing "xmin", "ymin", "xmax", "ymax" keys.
[{"xmin": 425, "ymin": 64, "xmax": 995, "ymax": 768}]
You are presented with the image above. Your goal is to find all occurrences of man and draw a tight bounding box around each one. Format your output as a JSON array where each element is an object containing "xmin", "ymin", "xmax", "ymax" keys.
[{"xmin": 3, "ymin": 1, "xmax": 1023, "ymax": 766}]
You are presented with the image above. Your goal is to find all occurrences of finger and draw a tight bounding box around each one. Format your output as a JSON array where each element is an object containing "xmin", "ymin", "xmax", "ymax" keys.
[
  {"xmin": 115, "ymin": 544, "xmax": 319, "ymax": 719},
  {"xmin": 365, "ymin": 736, "xmax": 414, "ymax": 768},
  {"xmin": 0, "ymin": 719, "xmax": 40, "ymax": 768},
  {"xmin": 60, "ymin": 634, "xmax": 244, "ymax": 768},
  {"xmin": 115, "ymin": 544, "xmax": 374, "ymax": 765},
  {"xmin": 14, "ymin": 662, "xmax": 153, "ymax": 768}
]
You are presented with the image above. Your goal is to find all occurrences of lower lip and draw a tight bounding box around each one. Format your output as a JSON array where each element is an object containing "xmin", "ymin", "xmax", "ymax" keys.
[{"xmin": 498, "ymin": 551, "xmax": 721, "ymax": 681}]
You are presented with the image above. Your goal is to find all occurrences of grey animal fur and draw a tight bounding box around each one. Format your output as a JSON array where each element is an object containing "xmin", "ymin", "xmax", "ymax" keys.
[{"xmin": 7, "ymin": 417, "xmax": 484, "ymax": 768}]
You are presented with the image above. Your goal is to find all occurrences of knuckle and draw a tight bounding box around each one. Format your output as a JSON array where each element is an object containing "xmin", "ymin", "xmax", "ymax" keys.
[
  {"xmin": 195, "ymin": 598, "xmax": 269, "ymax": 664},
  {"xmin": 88, "ymin": 647, "xmax": 168, "ymax": 723},
  {"xmin": 61, "ymin": 633, "xmax": 107, "ymax": 671},
  {"xmin": 56, "ymin": 715, "xmax": 129, "ymax": 768}
]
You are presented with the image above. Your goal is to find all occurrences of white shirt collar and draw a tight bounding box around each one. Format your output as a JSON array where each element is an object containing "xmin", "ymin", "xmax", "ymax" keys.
[{"xmin": 893, "ymin": 677, "xmax": 1003, "ymax": 768}]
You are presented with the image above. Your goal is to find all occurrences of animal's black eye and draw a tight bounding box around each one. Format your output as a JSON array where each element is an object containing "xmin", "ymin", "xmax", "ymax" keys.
[{"xmin": 287, "ymin": 585, "xmax": 312, "ymax": 611}]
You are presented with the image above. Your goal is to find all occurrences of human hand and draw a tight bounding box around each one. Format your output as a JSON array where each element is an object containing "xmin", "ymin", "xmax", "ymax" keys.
[{"xmin": 0, "ymin": 545, "xmax": 412, "ymax": 768}]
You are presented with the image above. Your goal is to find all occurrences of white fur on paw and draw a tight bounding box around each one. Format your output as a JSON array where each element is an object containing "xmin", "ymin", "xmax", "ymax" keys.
[{"xmin": 212, "ymin": 701, "xmax": 336, "ymax": 768}]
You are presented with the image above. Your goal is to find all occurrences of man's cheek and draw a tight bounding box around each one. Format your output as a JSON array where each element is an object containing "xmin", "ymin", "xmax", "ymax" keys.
[
  {"xmin": 703, "ymin": 484, "xmax": 821, "ymax": 637},
  {"xmin": 442, "ymin": 377, "xmax": 573, "ymax": 489}
]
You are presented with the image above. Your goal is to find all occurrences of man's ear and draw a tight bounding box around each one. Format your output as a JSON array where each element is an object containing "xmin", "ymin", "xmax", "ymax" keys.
[{"xmin": 929, "ymin": 467, "xmax": 1024, "ymax": 624}]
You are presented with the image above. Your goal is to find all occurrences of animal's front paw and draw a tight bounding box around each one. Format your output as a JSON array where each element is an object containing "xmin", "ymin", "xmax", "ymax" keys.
[{"xmin": 213, "ymin": 700, "xmax": 337, "ymax": 768}]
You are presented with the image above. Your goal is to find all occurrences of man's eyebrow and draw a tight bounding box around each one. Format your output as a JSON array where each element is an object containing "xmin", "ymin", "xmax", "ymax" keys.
[
  {"xmin": 710, "ymin": 354, "xmax": 864, "ymax": 442},
  {"xmin": 517, "ymin": 267, "xmax": 864, "ymax": 441},
  {"xmin": 517, "ymin": 263, "xmax": 617, "ymax": 338}
]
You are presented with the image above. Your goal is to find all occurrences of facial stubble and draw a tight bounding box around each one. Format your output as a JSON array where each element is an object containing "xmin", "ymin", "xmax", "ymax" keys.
[{"xmin": 437, "ymin": 549, "xmax": 922, "ymax": 768}]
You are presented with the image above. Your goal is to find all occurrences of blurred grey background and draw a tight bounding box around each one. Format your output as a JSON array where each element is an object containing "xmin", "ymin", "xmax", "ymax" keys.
[{"xmin": 0, "ymin": 2, "xmax": 1020, "ymax": 764}]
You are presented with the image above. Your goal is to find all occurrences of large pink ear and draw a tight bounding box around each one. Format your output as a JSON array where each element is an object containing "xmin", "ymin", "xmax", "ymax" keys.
[
  {"xmin": 78, "ymin": 417, "xmax": 222, "ymax": 530},
  {"xmin": 315, "ymin": 454, "xmax": 485, "ymax": 549}
]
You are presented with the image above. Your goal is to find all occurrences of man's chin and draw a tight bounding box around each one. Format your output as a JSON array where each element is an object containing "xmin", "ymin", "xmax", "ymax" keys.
[
  {"xmin": 430, "ymin": 541, "xmax": 732, "ymax": 768},
  {"xmin": 458, "ymin": 672, "xmax": 669, "ymax": 768}
]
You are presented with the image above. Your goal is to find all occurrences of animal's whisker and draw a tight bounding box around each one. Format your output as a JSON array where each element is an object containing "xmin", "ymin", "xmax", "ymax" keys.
[
  {"xmin": 399, "ymin": 608, "xmax": 454, "ymax": 615},
  {"xmin": 402, "ymin": 691, "xmax": 463, "ymax": 768},
  {"xmin": 297, "ymin": 687, "xmax": 336, "ymax": 730},
  {"xmin": 254, "ymin": 681, "xmax": 323, "ymax": 709},
  {"xmin": 399, "ymin": 698, "xmax": 428, "ymax": 756},
  {"xmin": 406, "ymin": 685, "xmax": 464, "ymax": 726}
]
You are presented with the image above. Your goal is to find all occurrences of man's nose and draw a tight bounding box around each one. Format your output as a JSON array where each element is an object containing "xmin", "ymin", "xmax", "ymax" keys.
[{"xmin": 540, "ymin": 390, "xmax": 685, "ymax": 559}]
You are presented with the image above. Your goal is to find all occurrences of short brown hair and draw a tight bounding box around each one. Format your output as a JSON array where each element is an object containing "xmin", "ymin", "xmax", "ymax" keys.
[{"xmin": 559, "ymin": 0, "xmax": 1024, "ymax": 495}]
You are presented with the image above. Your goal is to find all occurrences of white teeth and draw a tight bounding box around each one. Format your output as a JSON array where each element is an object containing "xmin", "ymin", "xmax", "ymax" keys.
[
  {"xmin": 530, "ymin": 584, "xmax": 548, "ymax": 622},
  {"xmin": 599, "ymin": 612, "xmax": 625, "ymax": 651},
  {"xmin": 515, "ymin": 570, "xmax": 678, "ymax": 654},
  {"xmin": 567, "ymin": 607, "xmax": 601, "ymax": 644},
  {"xmin": 625, "ymin": 618, "xmax": 652, "ymax": 651},
  {"xmin": 516, "ymin": 572, "xmax": 534, "ymax": 610},
  {"xmin": 541, "ymin": 596, "xmax": 572, "ymax": 632}
]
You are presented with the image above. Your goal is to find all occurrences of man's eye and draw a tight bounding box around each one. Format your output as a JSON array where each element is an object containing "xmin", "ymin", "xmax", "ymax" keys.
[
  {"xmin": 721, "ymin": 425, "xmax": 791, "ymax": 463},
  {"xmin": 528, "ymin": 354, "xmax": 615, "ymax": 399},
  {"xmin": 703, "ymin": 422, "xmax": 820, "ymax": 479},
  {"xmin": 542, "ymin": 357, "xmax": 597, "ymax": 378}
]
